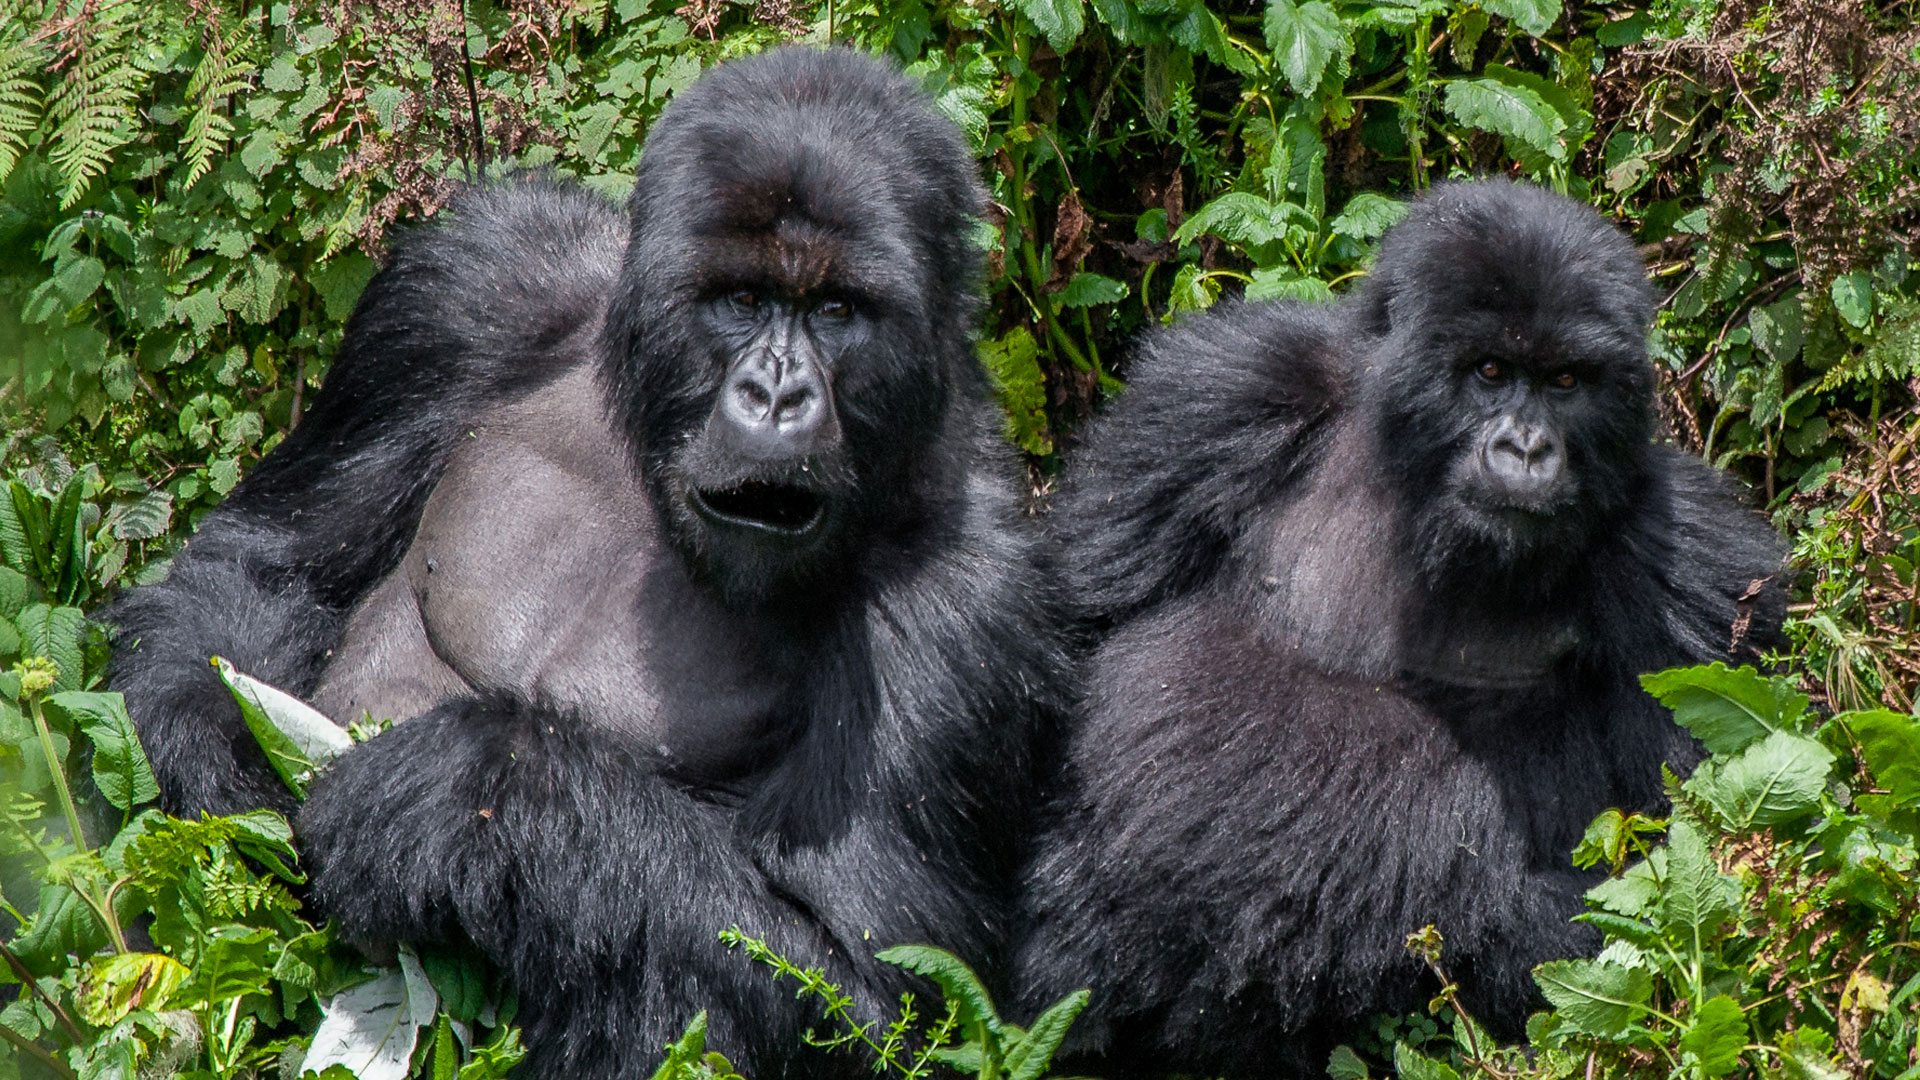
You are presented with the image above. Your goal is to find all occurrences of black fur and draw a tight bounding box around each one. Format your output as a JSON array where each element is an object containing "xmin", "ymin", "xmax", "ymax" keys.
[
  {"xmin": 1014, "ymin": 180, "xmax": 1786, "ymax": 1077},
  {"xmin": 107, "ymin": 47, "xmax": 1063, "ymax": 1078}
]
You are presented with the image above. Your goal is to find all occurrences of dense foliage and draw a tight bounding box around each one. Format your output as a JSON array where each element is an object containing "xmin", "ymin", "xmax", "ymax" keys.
[{"xmin": 0, "ymin": 0, "xmax": 1916, "ymax": 1076}]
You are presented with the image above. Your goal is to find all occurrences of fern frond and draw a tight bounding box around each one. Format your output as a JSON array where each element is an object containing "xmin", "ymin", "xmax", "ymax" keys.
[
  {"xmin": 180, "ymin": 13, "xmax": 256, "ymax": 188},
  {"xmin": 0, "ymin": 3, "xmax": 48, "ymax": 185},
  {"xmin": 1819, "ymin": 298, "xmax": 1920, "ymax": 393},
  {"xmin": 43, "ymin": 2, "xmax": 148, "ymax": 207}
]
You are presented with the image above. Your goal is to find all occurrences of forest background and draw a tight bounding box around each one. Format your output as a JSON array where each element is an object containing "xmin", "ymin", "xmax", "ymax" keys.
[{"xmin": 0, "ymin": 0, "xmax": 1917, "ymax": 1077}]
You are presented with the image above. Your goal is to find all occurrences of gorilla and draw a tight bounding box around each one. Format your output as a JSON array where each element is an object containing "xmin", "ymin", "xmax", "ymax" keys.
[
  {"xmin": 106, "ymin": 47, "xmax": 1062, "ymax": 1077},
  {"xmin": 1014, "ymin": 180, "xmax": 1786, "ymax": 1077}
]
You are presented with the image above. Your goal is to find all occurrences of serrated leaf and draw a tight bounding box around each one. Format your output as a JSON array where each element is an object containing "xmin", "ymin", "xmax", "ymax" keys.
[
  {"xmin": 110, "ymin": 489, "xmax": 173, "ymax": 541},
  {"xmin": 1010, "ymin": 0, "xmax": 1086, "ymax": 51},
  {"xmin": 1440, "ymin": 77, "xmax": 1566, "ymax": 161},
  {"xmin": 1663, "ymin": 817, "xmax": 1738, "ymax": 953},
  {"xmin": 979, "ymin": 326, "xmax": 1052, "ymax": 457},
  {"xmin": 1055, "ymin": 272, "xmax": 1129, "ymax": 308},
  {"xmin": 1326, "ymin": 1045, "xmax": 1370, "ymax": 1080},
  {"xmin": 1392, "ymin": 1041, "xmax": 1460, "ymax": 1080},
  {"xmin": 1681, "ymin": 995, "xmax": 1747, "ymax": 1076},
  {"xmin": 1533, "ymin": 958, "xmax": 1652, "ymax": 1037},
  {"xmin": 1749, "ymin": 297, "xmax": 1805, "ymax": 364},
  {"xmin": 1329, "ymin": 192, "xmax": 1407, "ymax": 241},
  {"xmin": 46, "ymin": 690, "xmax": 159, "ymax": 811},
  {"xmin": 1830, "ymin": 272, "xmax": 1873, "ymax": 329},
  {"xmin": 1847, "ymin": 709, "xmax": 1920, "ymax": 806},
  {"xmin": 875, "ymin": 944, "xmax": 1003, "ymax": 1031},
  {"xmin": 1688, "ymin": 730, "xmax": 1834, "ymax": 829},
  {"xmin": 1263, "ymin": 0, "xmax": 1349, "ymax": 97},
  {"xmin": 1479, "ymin": 0, "xmax": 1559, "ymax": 36},
  {"xmin": 16, "ymin": 603, "xmax": 86, "ymax": 691},
  {"xmin": 1640, "ymin": 663, "xmax": 1808, "ymax": 755},
  {"xmin": 1246, "ymin": 268, "xmax": 1334, "ymax": 303},
  {"xmin": 1174, "ymin": 192, "xmax": 1292, "ymax": 248},
  {"xmin": 1004, "ymin": 989, "xmax": 1088, "ymax": 1080},
  {"xmin": 301, "ymin": 949, "xmax": 437, "ymax": 1080},
  {"xmin": 0, "ymin": 565, "xmax": 33, "ymax": 619}
]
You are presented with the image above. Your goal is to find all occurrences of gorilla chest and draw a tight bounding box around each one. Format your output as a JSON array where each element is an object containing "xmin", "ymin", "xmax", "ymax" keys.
[{"xmin": 310, "ymin": 371, "xmax": 790, "ymax": 780}]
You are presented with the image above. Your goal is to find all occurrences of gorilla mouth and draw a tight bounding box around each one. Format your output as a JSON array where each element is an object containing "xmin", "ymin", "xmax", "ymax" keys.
[{"xmin": 691, "ymin": 480, "xmax": 826, "ymax": 535}]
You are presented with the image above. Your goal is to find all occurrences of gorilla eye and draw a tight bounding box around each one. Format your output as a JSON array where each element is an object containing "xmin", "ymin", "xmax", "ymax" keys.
[
  {"xmin": 728, "ymin": 290, "xmax": 760, "ymax": 310},
  {"xmin": 814, "ymin": 298, "xmax": 853, "ymax": 320},
  {"xmin": 1549, "ymin": 371, "xmax": 1578, "ymax": 390},
  {"xmin": 1476, "ymin": 360, "xmax": 1507, "ymax": 384}
]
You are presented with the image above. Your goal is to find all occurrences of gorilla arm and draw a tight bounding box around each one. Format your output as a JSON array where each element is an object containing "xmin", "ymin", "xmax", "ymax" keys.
[
  {"xmin": 1051, "ymin": 300, "xmax": 1348, "ymax": 631},
  {"xmin": 1018, "ymin": 603, "xmax": 1597, "ymax": 1068},
  {"xmin": 104, "ymin": 180, "xmax": 626, "ymax": 816}
]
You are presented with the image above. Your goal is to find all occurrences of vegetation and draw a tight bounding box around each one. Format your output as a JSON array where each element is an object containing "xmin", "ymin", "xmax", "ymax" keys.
[{"xmin": 0, "ymin": 0, "xmax": 1915, "ymax": 1076}]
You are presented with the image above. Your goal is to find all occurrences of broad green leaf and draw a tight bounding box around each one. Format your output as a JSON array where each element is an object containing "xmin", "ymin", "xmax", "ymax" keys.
[
  {"xmin": 1681, "ymin": 995, "xmax": 1747, "ymax": 1076},
  {"xmin": 1246, "ymin": 268, "xmax": 1334, "ymax": 303},
  {"xmin": 110, "ymin": 489, "xmax": 173, "ymax": 541},
  {"xmin": 423, "ymin": 948, "xmax": 489, "ymax": 1024},
  {"xmin": 1533, "ymin": 958, "xmax": 1652, "ymax": 1037},
  {"xmin": 1326, "ymin": 1045, "xmax": 1370, "ymax": 1080},
  {"xmin": 1775, "ymin": 1029, "xmax": 1847, "ymax": 1080},
  {"xmin": 46, "ymin": 690, "xmax": 159, "ymax": 811},
  {"xmin": 650, "ymin": 1013, "xmax": 712, "ymax": 1080},
  {"xmin": 0, "ymin": 564, "xmax": 33, "ymax": 619},
  {"xmin": 1662, "ymin": 817, "xmax": 1739, "ymax": 955},
  {"xmin": 1170, "ymin": 4, "xmax": 1254, "ymax": 74},
  {"xmin": 1687, "ymin": 730, "xmax": 1834, "ymax": 829},
  {"xmin": 1830, "ymin": 271, "xmax": 1874, "ymax": 329},
  {"xmin": 1847, "ymin": 709, "xmax": 1920, "ymax": 806},
  {"xmin": 1010, "ymin": 0, "xmax": 1086, "ymax": 51},
  {"xmin": 1166, "ymin": 263, "xmax": 1221, "ymax": 317},
  {"xmin": 302, "ymin": 948, "xmax": 438, "ymax": 1080},
  {"xmin": 1640, "ymin": 663, "xmax": 1809, "ymax": 755},
  {"xmin": 16, "ymin": 603, "xmax": 86, "ymax": 691},
  {"xmin": 214, "ymin": 656, "xmax": 352, "ymax": 798},
  {"xmin": 1005, "ymin": 989, "xmax": 1089, "ymax": 1080},
  {"xmin": 1055, "ymin": 272, "xmax": 1129, "ymax": 308},
  {"xmin": 1392, "ymin": 1041, "xmax": 1460, "ymax": 1080},
  {"xmin": 77, "ymin": 952, "xmax": 189, "ymax": 1026},
  {"xmin": 1479, "ymin": 0, "xmax": 1559, "ymax": 36},
  {"xmin": 312, "ymin": 252, "xmax": 378, "ymax": 321},
  {"xmin": 1440, "ymin": 77, "xmax": 1566, "ymax": 161},
  {"xmin": 1174, "ymin": 192, "xmax": 1294, "ymax": 248},
  {"xmin": 1750, "ymin": 297, "xmax": 1805, "ymax": 364},
  {"xmin": 1263, "ymin": 0, "xmax": 1349, "ymax": 97},
  {"xmin": 1329, "ymin": 192, "xmax": 1407, "ymax": 241},
  {"xmin": 876, "ymin": 944, "xmax": 1003, "ymax": 1031}
]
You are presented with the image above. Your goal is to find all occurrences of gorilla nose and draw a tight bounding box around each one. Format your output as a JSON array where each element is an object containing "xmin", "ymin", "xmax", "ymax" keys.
[
  {"xmin": 1484, "ymin": 422, "xmax": 1564, "ymax": 493},
  {"xmin": 720, "ymin": 359, "xmax": 833, "ymax": 456}
]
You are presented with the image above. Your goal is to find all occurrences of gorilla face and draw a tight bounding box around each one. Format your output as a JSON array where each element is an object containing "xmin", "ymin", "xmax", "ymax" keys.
[
  {"xmin": 602, "ymin": 48, "xmax": 985, "ymax": 604},
  {"xmin": 1360, "ymin": 180, "xmax": 1657, "ymax": 576}
]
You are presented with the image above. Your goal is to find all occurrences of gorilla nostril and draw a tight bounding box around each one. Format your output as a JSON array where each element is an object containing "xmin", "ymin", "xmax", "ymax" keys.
[
  {"xmin": 774, "ymin": 386, "xmax": 816, "ymax": 425},
  {"xmin": 736, "ymin": 381, "xmax": 773, "ymax": 413}
]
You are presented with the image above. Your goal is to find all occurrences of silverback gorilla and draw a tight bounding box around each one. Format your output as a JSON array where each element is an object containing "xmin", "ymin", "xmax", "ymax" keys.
[
  {"xmin": 1015, "ymin": 180, "xmax": 1786, "ymax": 1077},
  {"xmin": 106, "ymin": 47, "xmax": 1062, "ymax": 1077}
]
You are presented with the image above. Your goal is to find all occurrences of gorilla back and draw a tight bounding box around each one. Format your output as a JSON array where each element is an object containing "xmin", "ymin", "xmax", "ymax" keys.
[
  {"xmin": 107, "ymin": 47, "xmax": 1061, "ymax": 1077},
  {"xmin": 1015, "ymin": 180, "xmax": 1786, "ymax": 1077}
]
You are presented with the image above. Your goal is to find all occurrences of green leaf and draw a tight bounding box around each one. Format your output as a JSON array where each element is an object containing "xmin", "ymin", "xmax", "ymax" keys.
[
  {"xmin": 213, "ymin": 656, "xmax": 352, "ymax": 798},
  {"xmin": 1586, "ymin": 849, "xmax": 1665, "ymax": 917},
  {"xmin": 1776, "ymin": 1029, "xmax": 1847, "ymax": 1080},
  {"xmin": 1680, "ymin": 995, "xmax": 1747, "ymax": 1077},
  {"xmin": 1640, "ymin": 663, "xmax": 1809, "ymax": 755},
  {"xmin": 1010, "ymin": 0, "xmax": 1086, "ymax": 51},
  {"xmin": 1830, "ymin": 271, "xmax": 1874, "ymax": 329},
  {"xmin": 1329, "ymin": 192, "xmax": 1407, "ymax": 241},
  {"xmin": 1246, "ymin": 268, "xmax": 1335, "ymax": 304},
  {"xmin": 1326, "ymin": 1045, "xmax": 1370, "ymax": 1080},
  {"xmin": 1392, "ymin": 1041, "xmax": 1460, "ymax": 1080},
  {"xmin": 1663, "ymin": 817, "xmax": 1739, "ymax": 954},
  {"xmin": 1847, "ymin": 709, "xmax": 1920, "ymax": 806},
  {"xmin": 1532, "ymin": 958, "xmax": 1652, "ymax": 1037},
  {"xmin": 1055, "ymin": 272, "xmax": 1129, "ymax": 308},
  {"xmin": 979, "ymin": 326, "xmax": 1053, "ymax": 457},
  {"xmin": 16, "ymin": 603, "xmax": 87, "ymax": 691},
  {"xmin": 1440, "ymin": 77, "xmax": 1566, "ymax": 161},
  {"xmin": 1687, "ymin": 731, "xmax": 1834, "ymax": 829},
  {"xmin": 0, "ymin": 565, "xmax": 34, "ymax": 619},
  {"xmin": 46, "ymin": 690, "xmax": 159, "ymax": 811},
  {"xmin": 875, "ymin": 944, "xmax": 1003, "ymax": 1031},
  {"xmin": 1749, "ymin": 297, "xmax": 1805, "ymax": 364},
  {"xmin": 312, "ymin": 252, "xmax": 378, "ymax": 322},
  {"xmin": 423, "ymin": 948, "xmax": 489, "ymax": 1024},
  {"xmin": 1263, "ymin": 0, "xmax": 1349, "ymax": 97},
  {"xmin": 1478, "ymin": 0, "xmax": 1560, "ymax": 36},
  {"xmin": 1174, "ymin": 192, "xmax": 1295, "ymax": 248},
  {"xmin": 22, "ymin": 255, "xmax": 106, "ymax": 324},
  {"xmin": 110, "ymin": 489, "xmax": 174, "ymax": 541},
  {"xmin": 1005, "ymin": 989, "xmax": 1089, "ymax": 1080},
  {"xmin": 77, "ymin": 952, "xmax": 189, "ymax": 1026}
]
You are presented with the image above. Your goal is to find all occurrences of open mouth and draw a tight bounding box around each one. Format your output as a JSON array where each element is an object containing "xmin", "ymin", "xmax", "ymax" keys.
[{"xmin": 690, "ymin": 480, "xmax": 826, "ymax": 535}]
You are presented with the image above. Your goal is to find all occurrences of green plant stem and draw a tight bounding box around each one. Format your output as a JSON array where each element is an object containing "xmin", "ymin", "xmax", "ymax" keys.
[
  {"xmin": 0, "ymin": 938, "xmax": 85, "ymax": 1043},
  {"xmin": 0, "ymin": 1024, "xmax": 79, "ymax": 1080},
  {"xmin": 27, "ymin": 695, "xmax": 88, "ymax": 859}
]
